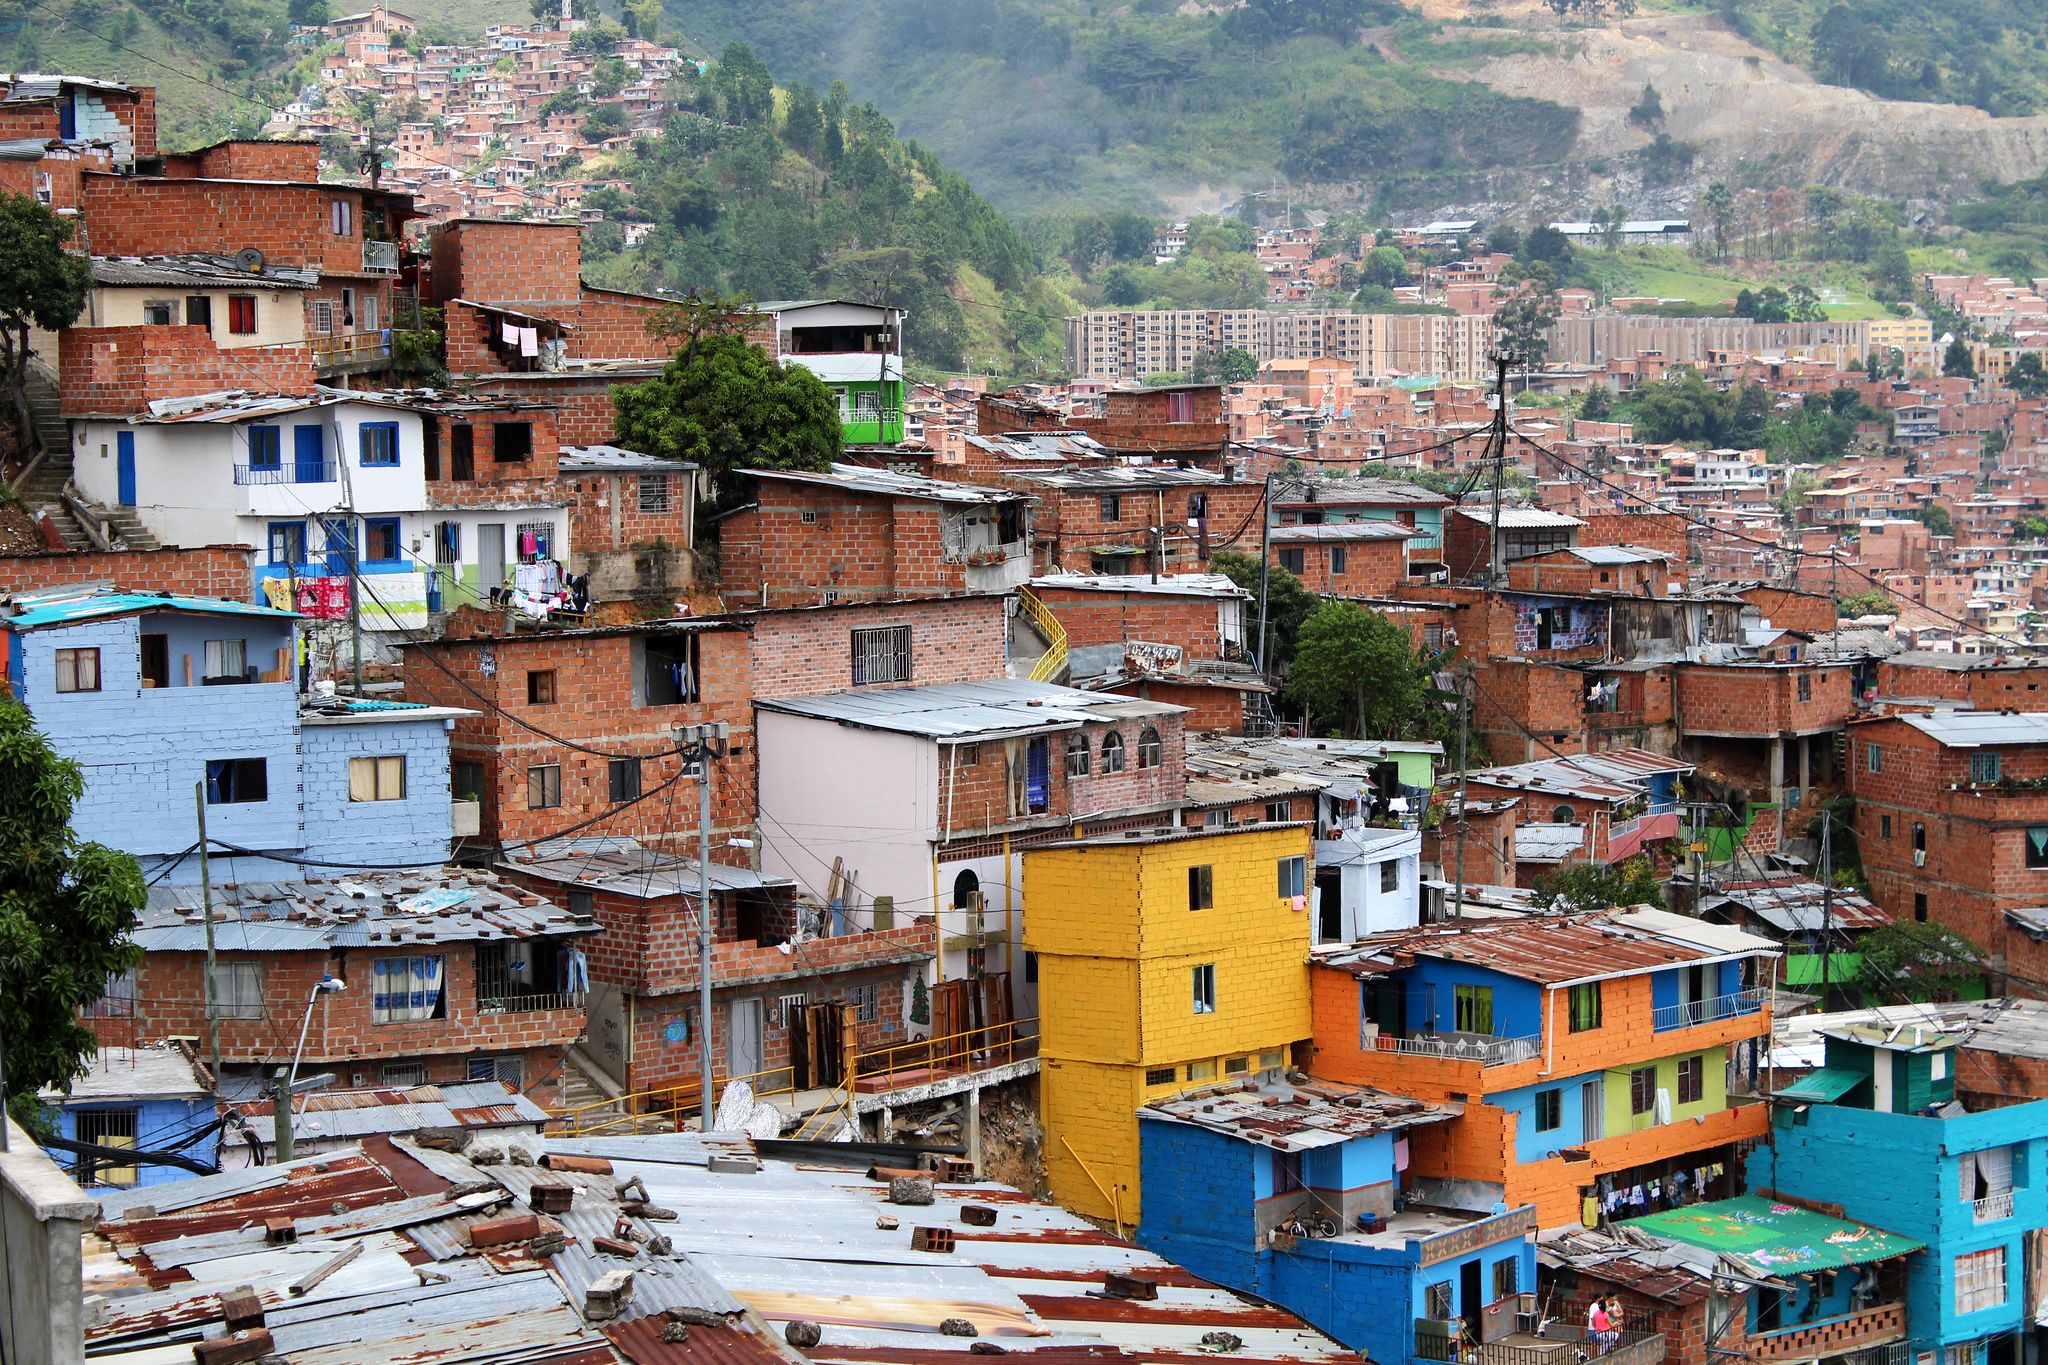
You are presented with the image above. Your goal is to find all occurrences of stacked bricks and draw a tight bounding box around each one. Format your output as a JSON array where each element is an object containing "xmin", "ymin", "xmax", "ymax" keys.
[
  {"xmin": 80, "ymin": 175, "xmax": 367, "ymax": 275},
  {"xmin": 562, "ymin": 468, "xmax": 698, "ymax": 600},
  {"xmin": 1578, "ymin": 511, "xmax": 1687, "ymax": 565},
  {"xmin": 1030, "ymin": 583, "xmax": 1232, "ymax": 657},
  {"xmin": 747, "ymin": 596, "xmax": 1008, "ymax": 702},
  {"xmin": 1877, "ymin": 656, "xmax": 2048, "ymax": 710},
  {"xmin": 716, "ymin": 483, "xmax": 1001, "ymax": 608},
  {"xmin": 1013, "ymin": 478, "xmax": 1266, "ymax": 575},
  {"xmin": 1106, "ymin": 676, "xmax": 1253, "ymax": 735},
  {"xmin": 58, "ymin": 326, "xmax": 317, "ymax": 416},
  {"xmin": 429, "ymin": 220, "xmax": 584, "ymax": 305},
  {"xmin": 1507, "ymin": 552, "xmax": 1670, "ymax": 598},
  {"xmin": 1734, "ymin": 584, "xmax": 1836, "ymax": 636},
  {"xmin": 0, "ymin": 546, "xmax": 253, "ymax": 599},
  {"xmin": 160, "ymin": 140, "xmax": 321, "ymax": 182},
  {"xmin": 1272, "ymin": 532, "xmax": 1410, "ymax": 597},
  {"xmin": 1471, "ymin": 658, "xmax": 1592, "ymax": 762}
]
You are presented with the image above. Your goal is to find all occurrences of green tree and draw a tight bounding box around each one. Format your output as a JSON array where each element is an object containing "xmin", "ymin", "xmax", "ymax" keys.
[
  {"xmin": 1751, "ymin": 285, "xmax": 1791, "ymax": 323},
  {"xmin": 2008, "ymin": 352, "xmax": 2048, "ymax": 397},
  {"xmin": 1627, "ymin": 83, "xmax": 1663, "ymax": 130},
  {"xmin": 1361, "ymin": 244, "xmax": 1409, "ymax": 288},
  {"xmin": 532, "ymin": 0, "xmax": 593, "ymax": 20},
  {"xmin": 1284, "ymin": 600, "xmax": 1432, "ymax": 739},
  {"xmin": 0, "ymin": 700, "xmax": 145, "ymax": 1128},
  {"xmin": 1943, "ymin": 335, "xmax": 1977, "ymax": 377},
  {"xmin": 1216, "ymin": 346, "xmax": 1258, "ymax": 383},
  {"xmin": 612, "ymin": 330, "xmax": 842, "ymax": 506},
  {"xmin": 1837, "ymin": 589, "xmax": 1899, "ymax": 617},
  {"xmin": 1102, "ymin": 265, "xmax": 1144, "ymax": 306},
  {"xmin": 1871, "ymin": 241, "xmax": 1914, "ymax": 302},
  {"xmin": 1579, "ymin": 384, "xmax": 1613, "ymax": 420},
  {"xmin": 1787, "ymin": 282, "xmax": 1824, "ymax": 322},
  {"xmin": 2014, "ymin": 512, "xmax": 2048, "ymax": 542},
  {"xmin": 621, "ymin": 0, "xmax": 660, "ymax": 39},
  {"xmin": 1857, "ymin": 921, "xmax": 1984, "ymax": 1003},
  {"xmin": 1519, "ymin": 225, "xmax": 1574, "ymax": 273},
  {"xmin": 1530, "ymin": 857, "xmax": 1662, "ymax": 913},
  {"xmin": 0, "ymin": 194, "xmax": 88, "ymax": 456},
  {"xmin": 1915, "ymin": 503, "xmax": 1954, "ymax": 537},
  {"xmin": 712, "ymin": 42, "xmax": 776, "ymax": 126},
  {"xmin": 1212, "ymin": 549, "xmax": 1314, "ymax": 673},
  {"xmin": 1812, "ymin": 3, "xmax": 1892, "ymax": 92},
  {"xmin": 1699, "ymin": 182, "xmax": 1734, "ymax": 260},
  {"xmin": 1494, "ymin": 281, "xmax": 1560, "ymax": 372}
]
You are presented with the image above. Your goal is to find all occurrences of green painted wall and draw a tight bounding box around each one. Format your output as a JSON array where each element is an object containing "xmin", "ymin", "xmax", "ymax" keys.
[{"xmin": 1604, "ymin": 1046, "xmax": 1728, "ymax": 1136}]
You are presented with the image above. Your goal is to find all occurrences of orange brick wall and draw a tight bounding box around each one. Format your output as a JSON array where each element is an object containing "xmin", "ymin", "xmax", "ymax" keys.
[
  {"xmin": 0, "ymin": 545, "xmax": 253, "ymax": 599},
  {"xmin": 80, "ymin": 175, "xmax": 369, "ymax": 274},
  {"xmin": 1737, "ymin": 586, "xmax": 1836, "ymax": 636},
  {"xmin": 747, "ymin": 596, "xmax": 1009, "ymax": 702},
  {"xmin": 429, "ymin": 219, "xmax": 583, "ymax": 304},
  {"xmin": 1876, "ymin": 660, "xmax": 2048, "ymax": 709},
  {"xmin": 717, "ymin": 485, "xmax": 973, "ymax": 608},
  {"xmin": 1673, "ymin": 664, "xmax": 1856, "ymax": 737},
  {"xmin": 58, "ymin": 326, "xmax": 318, "ymax": 415},
  {"xmin": 1273, "ymin": 537, "xmax": 1409, "ymax": 596}
]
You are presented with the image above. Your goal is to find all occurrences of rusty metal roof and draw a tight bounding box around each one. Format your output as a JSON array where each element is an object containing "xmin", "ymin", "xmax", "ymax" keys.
[
  {"xmin": 1139, "ymin": 1077, "xmax": 1457, "ymax": 1151},
  {"xmin": 1318, "ymin": 909, "xmax": 1773, "ymax": 986}
]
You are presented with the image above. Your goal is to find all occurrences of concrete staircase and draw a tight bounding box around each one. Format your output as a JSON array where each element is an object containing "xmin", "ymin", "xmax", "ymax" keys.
[{"xmin": 13, "ymin": 365, "xmax": 161, "ymax": 552}]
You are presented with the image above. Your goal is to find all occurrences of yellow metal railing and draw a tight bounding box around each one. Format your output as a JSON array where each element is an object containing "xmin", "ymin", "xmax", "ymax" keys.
[
  {"xmin": 549, "ymin": 1016, "xmax": 1040, "ymax": 1136},
  {"xmin": 1015, "ymin": 586, "xmax": 1068, "ymax": 683}
]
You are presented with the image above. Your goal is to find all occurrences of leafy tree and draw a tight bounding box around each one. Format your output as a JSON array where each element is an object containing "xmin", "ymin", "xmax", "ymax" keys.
[
  {"xmin": 1579, "ymin": 384, "xmax": 1613, "ymax": 420},
  {"xmin": 1943, "ymin": 335, "xmax": 1977, "ymax": 377},
  {"xmin": 621, "ymin": 0, "xmax": 660, "ymax": 39},
  {"xmin": 1519, "ymin": 225, "xmax": 1574, "ymax": 273},
  {"xmin": 532, "ymin": 0, "xmax": 593, "ymax": 20},
  {"xmin": 286, "ymin": 0, "xmax": 329, "ymax": 25},
  {"xmin": 1812, "ymin": 3, "xmax": 1893, "ymax": 92},
  {"xmin": 1699, "ymin": 182, "xmax": 1733, "ymax": 259},
  {"xmin": 1361, "ymin": 244, "xmax": 1409, "ymax": 288},
  {"xmin": 1212, "ymin": 549, "xmax": 1315, "ymax": 673},
  {"xmin": 1487, "ymin": 226, "xmax": 1523, "ymax": 257},
  {"xmin": 712, "ymin": 42, "xmax": 776, "ymax": 126},
  {"xmin": 1494, "ymin": 279, "xmax": 1560, "ymax": 372},
  {"xmin": 1915, "ymin": 503, "xmax": 1954, "ymax": 537},
  {"xmin": 0, "ymin": 194, "xmax": 88, "ymax": 456},
  {"xmin": 1102, "ymin": 265, "xmax": 1144, "ymax": 306},
  {"xmin": 1627, "ymin": 83, "xmax": 1663, "ymax": 130},
  {"xmin": 590, "ymin": 58, "xmax": 629, "ymax": 98},
  {"xmin": 1530, "ymin": 857, "xmax": 1662, "ymax": 913},
  {"xmin": 1837, "ymin": 590, "xmax": 1899, "ymax": 617},
  {"xmin": 1284, "ymin": 600, "xmax": 1434, "ymax": 740},
  {"xmin": 1857, "ymin": 921, "xmax": 1984, "ymax": 1003},
  {"xmin": 1871, "ymin": 241, "xmax": 1914, "ymax": 302},
  {"xmin": 2007, "ymin": 352, "xmax": 2048, "ymax": 398},
  {"xmin": 0, "ymin": 700, "xmax": 145, "ymax": 1129},
  {"xmin": 582, "ymin": 102, "xmax": 627, "ymax": 140},
  {"xmin": 1598, "ymin": 205, "xmax": 1627, "ymax": 255},
  {"xmin": 2014, "ymin": 512, "xmax": 2048, "ymax": 542},
  {"xmin": 612, "ymin": 330, "xmax": 842, "ymax": 507},
  {"xmin": 1193, "ymin": 345, "xmax": 1258, "ymax": 383},
  {"xmin": 1787, "ymin": 282, "xmax": 1824, "ymax": 322},
  {"xmin": 781, "ymin": 82, "xmax": 823, "ymax": 154},
  {"xmin": 1628, "ymin": 371, "xmax": 1769, "ymax": 448},
  {"xmin": 1750, "ymin": 284, "xmax": 1791, "ymax": 323}
]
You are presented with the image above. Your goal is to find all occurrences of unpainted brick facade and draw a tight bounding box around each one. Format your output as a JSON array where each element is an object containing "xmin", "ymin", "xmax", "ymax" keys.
[
  {"xmin": 1673, "ymin": 664, "xmax": 1856, "ymax": 738},
  {"xmin": 1876, "ymin": 659, "xmax": 2048, "ymax": 710},
  {"xmin": 0, "ymin": 545, "xmax": 254, "ymax": 599},
  {"xmin": 59, "ymin": 326, "xmax": 318, "ymax": 416},
  {"xmin": 1271, "ymin": 535, "xmax": 1410, "ymax": 597},
  {"xmin": 1029, "ymin": 584, "xmax": 1240, "ymax": 659}
]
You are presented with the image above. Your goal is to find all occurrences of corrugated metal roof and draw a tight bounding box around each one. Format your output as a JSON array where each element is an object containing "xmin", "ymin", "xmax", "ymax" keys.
[
  {"xmin": 1028, "ymin": 571, "xmax": 1249, "ymax": 599},
  {"xmin": 1009, "ymin": 465, "xmax": 1228, "ymax": 490},
  {"xmin": 1513, "ymin": 823, "xmax": 1588, "ymax": 862},
  {"xmin": 1452, "ymin": 506, "xmax": 1586, "ymax": 529},
  {"xmin": 1320, "ymin": 908, "xmax": 1773, "ymax": 986},
  {"xmin": 1139, "ymin": 1078, "xmax": 1454, "ymax": 1150},
  {"xmin": 505, "ymin": 839, "xmax": 798, "ymax": 900},
  {"xmin": 91, "ymin": 253, "xmax": 318, "ymax": 289},
  {"xmin": 1896, "ymin": 710, "xmax": 2048, "ymax": 747},
  {"xmin": 1561, "ymin": 545, "xmax": 1671, "ymax": 565},
  {"xmin": 5, "ymin": 587, "xmax": 296, "ymax": 629},
  {"xmin": 1271, "ymin": 477, "xmax": 1450, "ymax": 507},
  {"xmin": 1266, "ymin": 522, "xmax": 1415, "ymax": 543},
  {"xmin": 1698, "ymin": 878, "xmax": 1887, "ymax": 934},
  {"xmin": 561, "ymin": 445, "xmax": 699, "ymax": 473},
  {"xmin": 743, "ymin": 463, "xmax": 1025, "ymax": 505},
  {"xmin": 756, "ymin": 679, "xmax": 1184, "ymax": 739},
  {"xmin": 138, "ymin": 868, "xmax": 596, "ymax": 951}
]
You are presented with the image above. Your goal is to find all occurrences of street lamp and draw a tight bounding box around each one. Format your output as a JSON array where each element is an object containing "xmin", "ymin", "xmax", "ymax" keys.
[
  {"xmin": 275, "ymin": 974, "xmax": 345, "ymax": 1162},
  {"xmin": 672, "ymin": 723, "xmax": 730, "ymax": 1132}
]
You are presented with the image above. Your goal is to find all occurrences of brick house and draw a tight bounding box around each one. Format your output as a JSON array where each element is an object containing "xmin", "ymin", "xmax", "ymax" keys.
[
  {"xmin": 1031, "ymin": 572, "xmax": 1268, "ymax": 733},
  {"xmin": 500, "ymin": 841, "xmax": 935, "ymax": 1101},
  {"xmin": 1443, "ymin": 506, "xmax": 1585, "ymax": 582},
  {"xmin": 1672, "ymin": 660, "xmax": 1857, "ymax": 837},
  {"xmin": 1004, "ymin": 466, "xmax": 1265, "ymax": 575},
  {"xmin": 1271, "ymin": 477, "xmax": 1451, "ymax": 572},
  {"xmin": 558, "ymin": 445, "xmax": 700, "ymax": 606},
  {"xmin": 716, "ymin": 463, "xmax": 1032, "ymax": 609},
  {"xmin": 1459, "ymin": 748, "xmax": 1693, "ymax": 867},
  {"xmin": 757, "ymin": 678, "xmax": 1189, "ymax": 1020},
  {"xmin": 1877, "ymin": 652, "xmax": 2048, "ymax": 711},
  {"xmin": 1849, "ymin": 710, "xmax": 2048, "ymax": 991},
  {"xmin": 103, "ymin": 869, "xmax": 596, "ymax": 1104},
  {"xmin": 1066, "ymin": 383, "xmax": 1230, "ymax": 466},
  {"xmin": 1269, "ymin": 522, "xmax": 1416, "ymax": 596},
  {"xmin": 1505, "ymin": 546, "xmax": 1675, "ymax": 598}
]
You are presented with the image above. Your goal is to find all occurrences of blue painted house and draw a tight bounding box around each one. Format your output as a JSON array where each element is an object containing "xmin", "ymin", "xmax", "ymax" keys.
[
  {"xmin": 1758, "ymin": 1022, "xmax": 2048, "ymax": 1365},
  {"xmin": 3, "ymin": 585, "xmax": 474, "ymax": 881},
  {"xmin": 1137, "ymin": 1078, "xmax": 1540, "ymax": 1365},
  {"xmin": 39, "ymin": 1045, "xmax": 218, "ymax": 1193}
]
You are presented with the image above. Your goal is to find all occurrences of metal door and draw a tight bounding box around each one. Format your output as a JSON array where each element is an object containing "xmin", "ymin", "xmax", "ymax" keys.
[
  {"xmin": 478, "ymin": 522, "xmax": 505, "ymax": 590},
  {"xmin": 727, "ymin": 998, "xmax": 764, "ymax": 1079},
  {"xmin": 294, "ymin": 424, "xmax": 325, "ymax": 483},
  {"xmin": 116, "ymin": 431, "xmax": 136, "ymax": 505}
]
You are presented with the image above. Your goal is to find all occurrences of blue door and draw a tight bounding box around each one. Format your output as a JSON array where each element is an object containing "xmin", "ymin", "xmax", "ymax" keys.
[
  {"xmin": 116, "ymin": 431, "xmax": 136, "ymax": 505},
  {"xmin": 294, "ymin": 425, "xmax": 325, "ymax": 483},
  {"xmin": 323, "ymin": 517, "xmax": 354, "ymax": 576},
  {"xmin": 1025, "ymin": 738, "xmax": 1050, "ymax": 814}
]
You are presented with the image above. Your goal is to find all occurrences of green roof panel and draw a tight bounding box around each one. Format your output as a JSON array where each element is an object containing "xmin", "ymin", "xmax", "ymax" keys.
[
  {"xmin": 1623, "ymin": 1194, "xmax": 1921, "ymax": 1274},
  {"xmin": 1774, "ymin": 1067, "xmax": 1864, "ymax": 1102}
]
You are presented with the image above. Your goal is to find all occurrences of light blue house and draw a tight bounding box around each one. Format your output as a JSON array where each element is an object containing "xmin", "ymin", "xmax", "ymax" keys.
[
  {"xmin": 39, "ymin": 1045, "xmax": 218, "ymax": 1193},
  {"xmin": 3, "ymin": 585, "xmax": 474, "ymax": 881},
  {"xmin": 1136, "ymin": 1078, "xmax": 1541, "ymax": 1365},
  {"xmin": 1756, "ymin": 1022, "xmax": 2048, "ymax": 1365}
]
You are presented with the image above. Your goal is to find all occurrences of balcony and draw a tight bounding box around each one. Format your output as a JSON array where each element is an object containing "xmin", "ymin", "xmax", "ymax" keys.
[
  {"xmin": 1419, "ymin": 1319, "xmax": 1666, "ymax": 1365},
  {"xmin": 478, "ymin": 989, "xmax": 586, "ymax": 1015},
  {"xmin": 1373, "ymin": 1030, "xmax": 1541, "ymax": 1067},
  {"xmin": 235, "ymin": 459, "xmax": 337, "ymax": 485},
  {"xmin": 1653, "ymin": 988, "xmax": 1767, "ymax": 1033},
  {"xmin": 363, "ymin": 239, "xmax": 400, "ymax": 273},
  {"xmin": 841, "ymin": 407, "xmax": 905, "ymax": 445},
  {"xmin": 1743, "ymin": 1303, "xmax": 1905, "ymax": 1364},
  {"xmin": 1971, "ymin": 1190, "xmax": 2016, "ymax": 1223},
  {"xmin": 311, "ymin": 330, "xmax": 393, "ymax": 374}
]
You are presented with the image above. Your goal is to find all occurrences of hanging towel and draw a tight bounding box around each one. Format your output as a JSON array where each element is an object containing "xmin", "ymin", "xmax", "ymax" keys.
[
  {"xmin": 501, "ymin": 320, "xmax": 520, "ymax": 345},
  {"xmin": 1582, "ymin": 1195, "xmax": 1599, "ymax": 1228},
  {"xmin": 518, "ymin": 325, "xmax": 539, "ymax": 357},
  {"xmin": 1394, "ymin": 1138, "xmax": 1410, "ymax": 1172}
]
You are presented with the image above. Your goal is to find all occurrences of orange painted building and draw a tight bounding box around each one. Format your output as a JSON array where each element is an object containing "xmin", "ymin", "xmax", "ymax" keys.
[{"xmin": 1303, "ymin": 909, "xmax": 1777, "ymax": 1228}]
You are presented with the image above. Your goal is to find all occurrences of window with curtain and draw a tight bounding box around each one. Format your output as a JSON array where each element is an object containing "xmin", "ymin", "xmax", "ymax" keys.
[
  {"xmin": 371, "ymin": 955, "xmax": 446, "ymax": 1023},
  {"xmin": 202, "ymin": 638, "xmax": 247, "ymax": 681},
  {"xmin": 1101, "ymin": 730, "xmax": 1125, "ymax": 773},
  {"xmin": 1569, "ymin": 982, "xmax": 1603, "ymax": 1032},
  {"xmin": 1454, "ymin": 983, "xmax": 1493, "ymax": 1034},
  {"xmin": 348, "ymin": 755, "xmax": 406, "ymax": 802}
]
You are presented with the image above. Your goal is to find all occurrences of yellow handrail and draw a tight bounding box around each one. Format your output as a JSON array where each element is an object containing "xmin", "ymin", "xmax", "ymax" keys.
[
  {"xmin": 548, "ymin": 1062, "xmax": 798, "ymax": 1136},
  {"xmin": 1058, "ymin": 1135, "xmax": 1124, "ymax": 1238},
  {"xmin": 855, "ymin": 1016, "xmax": 1039, "ymax": 1087},
  {"xmin": 1015, "ymin": 587, "xmax": 1068, "ymax": 683}
]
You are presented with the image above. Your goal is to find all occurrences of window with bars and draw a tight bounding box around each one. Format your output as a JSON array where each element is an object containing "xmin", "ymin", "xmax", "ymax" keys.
[
  {"xmin": 515, "ymin": 519, "xmax": 554, "ymax": 562},
  {"xmin": 847, "ymin": 983, "xmax": 879, "ymax": 1024},
  {"xmin": 1972, "ymin": 751, "xmax": 2003, "ymax": 784},
  {"xmin": 466, "ymin": 1055, "xmax": 525, "ymax": 1087},
  {"xmin": 639, "ymin": 473, "xmax": 672, "ymax": 513},
  {"xmin": 1426, "ymin": 1282, "xmax": 1453, "ymax": 1321},
  {"xmin": 1145, "ymin": 1066, "xmax": 1176, "ymax": 1086},
  {"xmin": 851, "ymin": 626, "xmax": 912, "ymax": 685},
  {"xmin": 1955, "ymin": 1247, "xmax": 2007, "ymax": 1314},
  {"xmin": 74, "ymin": 1108, "xmax": 139, "ymax": 1186},
  {"xmin": 381, "ymin": 1061, "xmax": 430, "ymax": 1087},
  {"xmin": 1492, "ymin": 1258, "xmax": 1518, "ymax": 1302}
]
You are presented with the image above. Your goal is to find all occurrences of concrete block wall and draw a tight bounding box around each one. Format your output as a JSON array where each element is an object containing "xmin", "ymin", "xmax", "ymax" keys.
[{"xmin": 297, "ymin": 715, "xmax": 457, "ymax": 867}]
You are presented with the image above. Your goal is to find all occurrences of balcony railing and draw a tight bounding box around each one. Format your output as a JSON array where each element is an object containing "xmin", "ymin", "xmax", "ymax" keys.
[
  {"xmin": 1418, "ymin": 1322, "xmax": 1665, "ymax": 1365},
  {"xmin": 478, "ymin": 989, "xmax": 586, "ymax": 1015},
  {"xmin": 1744, "ymin": 1303, "xmax": 1904, "ymax": 1363},
  {"xmin": 1374, "ymin": 1030, "xmax": 1541, "ymax": 1067},
  {"xmin": 235, "ymin": 460, "xmax": 337, "ymax": 485},
  {"xmin": 363, "ymin": 239, "xmax": 400, "ymax": 273},
  {"xmin": 1972, "ymin": 1190, "xmax": 2015, "ymax": 1223},
  {"xmin": 1652, "ymin": 987, "xmax": 1767, "ymax": 1033}
]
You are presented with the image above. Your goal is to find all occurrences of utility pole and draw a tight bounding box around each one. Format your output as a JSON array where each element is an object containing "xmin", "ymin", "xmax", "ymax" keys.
[
  {"xmin": 1451, "ymin": 663, "xmax": 1472, "ymax": 924},
  {"xmin": 196, "ymin": 782, "xmax": 221, "ymax": 1076},
  {"xmin": 1255, "ymin": 469, "xmax": 1278, "ymax": 729},
  {"xmin": 1819, "ymin": 809, "xmax": 1835, "ymax": 1003},
  {"xmin": 674, "ymin": 723, "xmax": 730, "ymax": 1132},
  {"xmin": 1485, "ymin": 350, "xmax": 1513, "ymax": 586}
]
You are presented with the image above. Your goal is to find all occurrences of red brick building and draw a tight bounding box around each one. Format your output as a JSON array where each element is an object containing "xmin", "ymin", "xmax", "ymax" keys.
[
  {"xmin": 1876, "ymin": 651, "xmax": 2048, "ymax": 711},
  {"xmin": 1443, "ymin": 506, "xmax": 1586, "ymax": 583},
  {"xmin": 105, "ymin": 871, "xmax": 595, "ymax": 1104},
  {"xmin": 1005, "ymin": 467, "xmax": 1265, "ymax": 575},
  {"xmin": 1067, "ymin": 383, "xmax": 1230, "ymax": 466},
  {"xmin": 1506, "ymin": 546, "xmax": 1674, "ymax": 597},
  {"xmin": 1850, "ymin": 710, "xmax": 2048, "ymax": 991},
  {"xmin": 717, "ymin": 464, "xmax": 1032, "ymax": 609},
  {"xmin": 1269, "ymin": 522, "xmax": 1415, "ymax": 596}
]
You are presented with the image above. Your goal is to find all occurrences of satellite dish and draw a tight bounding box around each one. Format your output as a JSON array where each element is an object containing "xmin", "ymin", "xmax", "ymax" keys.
[{"xmin": 235, "ymin": 247, "xmax": 265, "ymax": 273}]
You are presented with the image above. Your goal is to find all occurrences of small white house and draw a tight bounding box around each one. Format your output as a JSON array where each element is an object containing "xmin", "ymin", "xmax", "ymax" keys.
[{"xmin": 1313, "ymin": 826, "xmax": 1424, "ymax": 944}]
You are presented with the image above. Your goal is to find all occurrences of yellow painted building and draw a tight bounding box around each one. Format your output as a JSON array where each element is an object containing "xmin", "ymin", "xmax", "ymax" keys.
[{"xmin": 1024, "ymin": 823, "xmax": 1315, "ymax": 1228}]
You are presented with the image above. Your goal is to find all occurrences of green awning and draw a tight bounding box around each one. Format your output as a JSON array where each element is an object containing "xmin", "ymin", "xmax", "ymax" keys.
[
  {"xmin": 1775, "ymin": 1067, "xmax": 1863, "ymax": 1102},
  {"xmin": 1623, "ymin": 1195, "xmax": 1922, "ymax": 1275}
]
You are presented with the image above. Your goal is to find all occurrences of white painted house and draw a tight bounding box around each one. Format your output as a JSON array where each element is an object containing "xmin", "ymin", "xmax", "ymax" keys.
[{"xmin": 73, "ymin": 387, "xmax": 566, "ymax": 646}]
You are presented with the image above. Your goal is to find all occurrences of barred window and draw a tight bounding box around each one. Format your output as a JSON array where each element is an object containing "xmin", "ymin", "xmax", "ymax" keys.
[
  {"xmin": 851, "ymin": 626, "xmax": 912, "ymax": 685},
  {"xmin": 1956, "ymin": 1247, "xmax": 2007, "ymax": 1314},
  {"xmin": 639, "ymin": 473, "xmax": 672, "ymax": 513}
]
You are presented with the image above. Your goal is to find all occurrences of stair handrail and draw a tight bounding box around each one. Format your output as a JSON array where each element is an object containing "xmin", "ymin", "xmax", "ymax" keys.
[
  {"xmin": 1015, "ymin": 585, "xmax": 1068, "ymax": 683},
  {"xmin": 9, "ymin": 355, "xmax": 66, "ymax": 493}
]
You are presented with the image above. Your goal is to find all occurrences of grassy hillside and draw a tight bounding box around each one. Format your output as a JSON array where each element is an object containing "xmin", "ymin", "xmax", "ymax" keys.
[
  {"xmin": 575, "ymin": 55, "xmax": 1078, "ymax": 376},
  {"xmin": 1580, "ymin": 248, "xmax": 1892, "ymax": 319},
  {"xmin": 1669, "ymin": 0, "xmax": 2048, "ymax": 116},
  {"xmin": 656, "ymin": 0, "xmax": 1580, "ymax": 213}
]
